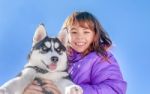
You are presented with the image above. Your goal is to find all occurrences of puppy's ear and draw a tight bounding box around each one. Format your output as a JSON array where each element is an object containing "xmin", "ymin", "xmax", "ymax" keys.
[
  {"xmin": 57, "ymin": 28, "xmax": 68, "ymax": 47},
  {"xmin": 32, "ymin": 24, "xmax": 47, "ymax": 46}
]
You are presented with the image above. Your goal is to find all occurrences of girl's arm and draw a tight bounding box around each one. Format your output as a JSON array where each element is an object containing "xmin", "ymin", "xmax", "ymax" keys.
[{"xmin": 80, "ymin": 55, "xmax": 127, "ymax": 94}]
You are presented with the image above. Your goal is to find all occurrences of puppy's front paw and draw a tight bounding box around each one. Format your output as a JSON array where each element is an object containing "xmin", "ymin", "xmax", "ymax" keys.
[{"xmin": 65, "ymin": 85, "xmax": 83, "ymax": 94}]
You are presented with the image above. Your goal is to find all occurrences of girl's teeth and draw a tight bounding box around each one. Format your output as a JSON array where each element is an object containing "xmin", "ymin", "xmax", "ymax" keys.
[{"xmin": 76, "ymin": 43, "xmax": 85, "ymax": 46}]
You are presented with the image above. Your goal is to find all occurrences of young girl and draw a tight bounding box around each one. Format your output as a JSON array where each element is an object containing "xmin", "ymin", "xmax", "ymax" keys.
[
  {"xmin": 24, "ymin": 11, "xmax": 127, "ymax": 94},
  {"xmin": 59, "ymin": 11, "xmax": 127, "ymax": 94}
]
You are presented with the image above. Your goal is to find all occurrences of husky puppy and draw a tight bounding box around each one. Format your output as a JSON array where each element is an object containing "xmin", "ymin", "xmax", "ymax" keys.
[{"xmin": 0, "ymin": 24, "xmax": 83, "ymax": 94}]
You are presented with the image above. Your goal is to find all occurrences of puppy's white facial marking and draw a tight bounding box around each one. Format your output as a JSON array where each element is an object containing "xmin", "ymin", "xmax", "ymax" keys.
[
  {"xmin": 45, "ymin": 42, "xmax": 51, "ymax": 48},
  {"xmin": 54, "ymin": 42, "xmax": 59, "ymax": 49}
]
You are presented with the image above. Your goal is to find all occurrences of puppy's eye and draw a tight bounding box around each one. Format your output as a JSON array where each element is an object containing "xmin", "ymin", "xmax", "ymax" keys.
[
  {"xmin": 41, "ymin": 46, "xmax": 48, "ymax": 52},
  {"xmin": 57, "ymin": 48, "xmax": 61, "ymax": 52},
  {"xmin": 39, "ymin": 46, "xmax": 49, "ymax": 54}
]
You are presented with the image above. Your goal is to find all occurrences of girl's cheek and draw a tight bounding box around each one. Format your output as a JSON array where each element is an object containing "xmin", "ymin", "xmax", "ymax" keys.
[{"xmin": 68, "ymin": 34, "xmax": 72, "ymax": 42}]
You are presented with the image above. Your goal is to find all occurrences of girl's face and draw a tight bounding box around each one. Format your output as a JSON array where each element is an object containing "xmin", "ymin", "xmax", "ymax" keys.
[{"xmin": 68, "ymin": 24, "xmax": 95, "ymax": 53}]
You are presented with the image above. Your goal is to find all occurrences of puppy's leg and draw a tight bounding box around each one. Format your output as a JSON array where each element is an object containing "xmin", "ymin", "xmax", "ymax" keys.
[
  {"xmin": 55, "ymin": 79, "xmax": 83, "ymax": 94},
  {"xmin": 65, "ymin": 85, "xmax": 83, "ymax": 94},
  {"xmin": 0, "ymin": 88, "xmax": 6, "ymax": 94},
  {"xmin": 0, "ymin": 68, "xmax": 36, "ymax": 94}
]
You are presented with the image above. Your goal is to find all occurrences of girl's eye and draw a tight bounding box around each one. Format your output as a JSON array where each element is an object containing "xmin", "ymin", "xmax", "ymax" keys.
[
  {"xmin": 84, "ymin": 31, "xmax": 90, "ymax": 34},
  {"xmin": 71, "ymin": 31, "xmax": 77, "ymax": 34}
]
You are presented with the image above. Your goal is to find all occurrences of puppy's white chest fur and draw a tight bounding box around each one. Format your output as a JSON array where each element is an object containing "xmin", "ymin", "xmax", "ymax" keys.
[{"xmin": 41, "ymin": 72, "xmax": 69, "ymax": 81}]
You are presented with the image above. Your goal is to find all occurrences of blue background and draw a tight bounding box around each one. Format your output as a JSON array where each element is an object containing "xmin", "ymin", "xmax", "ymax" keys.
[{"xmin": 0, "ymin": 0, "xmax": 149, "ymax": 94}]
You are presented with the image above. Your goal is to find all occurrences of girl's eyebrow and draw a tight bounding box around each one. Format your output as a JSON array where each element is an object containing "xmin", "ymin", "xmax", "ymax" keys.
[
  {"xmin": 70, "ymin": 28, "xmax": 77, "ymax": 31},
  {"xmin": 70, "ymin": 27, "xmax": 89, "ymax": 31},
  {"xmin": 81, "ymin": 27, "xmax": 91, "ymax": 31},
  {"xmin": 82, "ymin": 28, "xmax": 89, "ymax": 30}
]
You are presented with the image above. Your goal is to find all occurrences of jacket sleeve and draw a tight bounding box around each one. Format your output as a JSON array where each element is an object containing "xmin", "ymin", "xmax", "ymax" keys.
[{"xmin": 79, "ymin": 55, "xmax": 127, "ymax": 94}]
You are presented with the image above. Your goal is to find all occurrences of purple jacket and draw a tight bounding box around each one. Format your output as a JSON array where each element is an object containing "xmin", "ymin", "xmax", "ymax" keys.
[{"xmin": 68, "ymin": 51, "xmax": 127, "ymax": 94}]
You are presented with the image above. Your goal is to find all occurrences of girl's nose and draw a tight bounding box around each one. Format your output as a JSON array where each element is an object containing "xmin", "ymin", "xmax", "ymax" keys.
[
  {"xmin": 77, "ymin": 32, "xmax": 84, "ymax": 38},
  {"xmin": 76, "ymin": 34, "xmax": 83, "ymax": 39}
]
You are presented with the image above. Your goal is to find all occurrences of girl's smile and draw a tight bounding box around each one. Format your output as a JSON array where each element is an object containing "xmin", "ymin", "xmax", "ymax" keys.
[{"xmin": 75, "ymin": 42, "xmax": 86, "ymax": 46}]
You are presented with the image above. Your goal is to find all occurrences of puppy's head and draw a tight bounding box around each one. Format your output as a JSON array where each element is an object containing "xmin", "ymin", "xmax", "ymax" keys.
[{"xmin": 28, "ymin": 24, "xmax": 67, "ymax": 72}]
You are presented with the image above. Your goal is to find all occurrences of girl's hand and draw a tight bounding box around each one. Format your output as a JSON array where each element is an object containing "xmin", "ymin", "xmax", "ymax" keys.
[
  {"xmin": 23, "ymin": 81, "xmax": 43, "ymax": 94},
  {"xmin": 42, "ymin": 79, "xmax": 61, "ymax": 94}
]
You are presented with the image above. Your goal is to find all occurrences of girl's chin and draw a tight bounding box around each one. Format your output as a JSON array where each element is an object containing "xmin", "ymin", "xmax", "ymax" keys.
[
  {"xmin": 74, "ymin": 49, "xmax": 87, "ymax": 53},
  {"xmin": 71, "ymin": 46, "xmax": 88, "ymax": 53},
  {"xmin": 73, "ymin": 49, "xmax": 84, "ymax": 53}
]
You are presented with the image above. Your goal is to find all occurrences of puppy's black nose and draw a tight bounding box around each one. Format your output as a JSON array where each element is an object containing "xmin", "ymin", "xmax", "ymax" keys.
[{"xmin": 51, "ymin": 56, "xmax": 58, "ymax": 63}]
